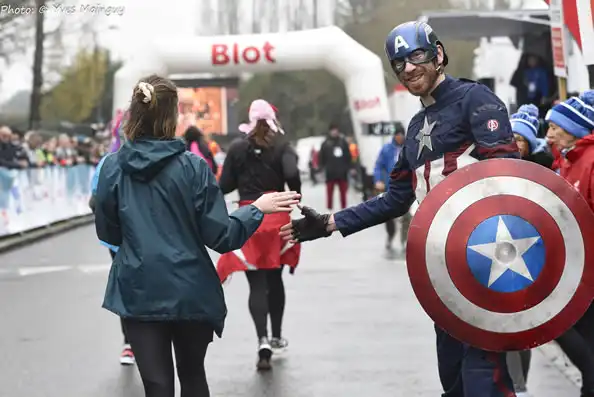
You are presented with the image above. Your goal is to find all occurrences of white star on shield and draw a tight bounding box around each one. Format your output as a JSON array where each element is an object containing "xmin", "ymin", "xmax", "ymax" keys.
[
  {"xmin": 416, "ymin": 116, "xmax": 436, "ymax": 159},
  {"xmin": 467, "ymin": 216, "xmax": 540, "ymax": 287}
]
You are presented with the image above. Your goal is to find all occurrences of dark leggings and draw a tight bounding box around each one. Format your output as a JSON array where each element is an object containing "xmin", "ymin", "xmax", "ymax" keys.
[
  {"xmin": 122, "ymin": 319, "xmax": 213, "ymax": 397},
  {"xmin": 556, "ymin": 304, "xmax": 594, "ymax": 396},
  {"xmin": 245, "ymin": 268, "xmax": 285, "ymax": 339},
  {"xmin": 121, "ymin": 318, "xmax": 129, "ymax": 344}
]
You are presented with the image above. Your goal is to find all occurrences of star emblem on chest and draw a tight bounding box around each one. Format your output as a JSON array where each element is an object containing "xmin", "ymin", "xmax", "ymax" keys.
[{"xmin": 416, "ymin": 116, "xmax": 437, "ymax": 159}]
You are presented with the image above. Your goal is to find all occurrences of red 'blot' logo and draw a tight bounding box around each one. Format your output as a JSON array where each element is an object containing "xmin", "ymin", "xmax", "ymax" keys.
[{"xmin": 354, "ymin": 97, "xmax": 380, "ymax": 111}]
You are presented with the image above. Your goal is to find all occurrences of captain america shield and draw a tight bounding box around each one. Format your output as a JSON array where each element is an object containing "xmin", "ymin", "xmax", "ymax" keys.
[{"xmin": 406, "ymin": 158, "xmax": 594, "ymax": 352}]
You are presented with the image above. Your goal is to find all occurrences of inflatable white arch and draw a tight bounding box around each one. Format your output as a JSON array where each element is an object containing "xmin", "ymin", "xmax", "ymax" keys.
[{"xmin": 113, "ymin": 26, "xmax": 392, "ymax": 172}]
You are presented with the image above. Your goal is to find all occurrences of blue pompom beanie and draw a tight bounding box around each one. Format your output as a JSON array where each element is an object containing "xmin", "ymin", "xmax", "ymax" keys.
[
  {"xmin": 545, "ymin": 90, "xmax": 594, "ymax": 138},
  {"xmin": 510, "ymin": 104, "xmax": 540, "ymax": 152}
]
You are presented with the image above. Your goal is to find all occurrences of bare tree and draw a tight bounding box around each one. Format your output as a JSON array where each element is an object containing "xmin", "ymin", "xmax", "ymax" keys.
[
  {"xmin": 269, "ymin": 0, "xmax": 280, "ymax": 32},
  {"xmin": 29, "ymin": 0, "xmax": 46, "ymax": 129},
  {"xmin": 289, "ymin": 0, "xmax": 309, "ymax": 30},
  {"xmin": 199, "ymin": 0, "xmax": 214, "ymax": 35},
  {"xmin": 335, "ymin": 0, "xmax": 379, "ymax": 25},
  {"xmin": 29, "ymin": 0, "xmax": 76, "ymax": 127},
  {"xmin": 226, "ymin": 0, "xmax": 240, "ymax": 34},
  {"xmin": 216, "ymin": 1, "xmax": 227, "ymax": 34},
  {"xmin": 212, "ymin": 0, "xmax": 241, "ymax": 34},
  {"xmin": 252, "ymin": 0, "xmax": 262, "ymax": 33},
  {"xmin": 43, "ymin": 20, "xmax": 66, "ymax": 90}
]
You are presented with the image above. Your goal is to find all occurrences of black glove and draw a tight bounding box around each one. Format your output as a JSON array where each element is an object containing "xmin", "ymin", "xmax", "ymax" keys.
[{"xmin": 291, "ymin": 205, "xmax": 333, "ymax": 242}]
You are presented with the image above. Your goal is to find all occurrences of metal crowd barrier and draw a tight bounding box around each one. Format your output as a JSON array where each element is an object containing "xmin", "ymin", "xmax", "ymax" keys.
[{"xmin": 0, "ymin": 165, "xmax": 94, "ymax": 237}]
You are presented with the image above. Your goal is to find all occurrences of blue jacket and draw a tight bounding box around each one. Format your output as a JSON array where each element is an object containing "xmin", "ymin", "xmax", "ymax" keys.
[
  {"xmin": 90, "ymin": 155, "xmax": 119, "ymax": 252},
  {"xmin": 94, "ymin": 138, "xmax": 264, "ymax": 337},
  {"xmin": 333, "ymin": 76, "xmax": 520, "ymax": 236},
  {"xmin": 374, "ymin": 141, "xmax": 403, "ymax": 186},
  {"xmin": 524, "ymin": 67, "xmax": 549, "ymax": 100}
]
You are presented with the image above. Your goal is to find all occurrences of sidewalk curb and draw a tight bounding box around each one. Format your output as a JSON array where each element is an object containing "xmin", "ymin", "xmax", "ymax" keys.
[
  {"xmin": 537, "ymin": 343, "xmax": 581, "ymax": 387},
  {"xmin": 0, "ymin": 215, "xmax": 94, "ymax": 254}
]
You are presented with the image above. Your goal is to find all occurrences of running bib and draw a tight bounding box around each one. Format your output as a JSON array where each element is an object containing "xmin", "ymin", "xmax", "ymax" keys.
[{"xmin": 333, "ymin": 147, "xmax": 343, "ymax": 157}]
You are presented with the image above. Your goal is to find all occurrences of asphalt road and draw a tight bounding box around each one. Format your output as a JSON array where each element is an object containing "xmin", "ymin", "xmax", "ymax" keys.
[{"xmin": 0, "ymin": 183, "xmax": 579, "ymax": 397}]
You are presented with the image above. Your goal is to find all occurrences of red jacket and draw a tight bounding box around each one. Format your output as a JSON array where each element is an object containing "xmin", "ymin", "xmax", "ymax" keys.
[{"xmin": 559, "ymin": 134, "xmax": 594, "ymax": 212}]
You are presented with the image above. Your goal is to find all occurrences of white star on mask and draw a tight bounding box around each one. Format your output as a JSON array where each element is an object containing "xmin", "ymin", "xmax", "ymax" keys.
[
  {"xmin": 416, "ymin": 116, "xmax": 436, "ymax": 159},
  {"xmin": 467, "ymin": 217, "xmax": 540, "ymax": 287}
]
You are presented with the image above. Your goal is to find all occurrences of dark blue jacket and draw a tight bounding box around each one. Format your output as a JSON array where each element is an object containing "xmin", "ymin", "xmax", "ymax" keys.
[
  {"xmin": 334, "ymin": 76, "xmax": 520, "ymax": 236},
  {"xmin": 524, "ymin": 67, "xmax": 549, "ymax": 101},
  {"xmin": 94, "ymin": 138, "xmax": 264, "ymax": 337},
  {"xmin": 374, "ymin": 140, "xmax": 403, "ymax": 186}
]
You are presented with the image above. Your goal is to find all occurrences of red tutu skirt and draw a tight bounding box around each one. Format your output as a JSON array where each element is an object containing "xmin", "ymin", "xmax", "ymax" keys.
[{"xmin": 216, "ymin": 201, "xmax": 301, "ymax": 283}]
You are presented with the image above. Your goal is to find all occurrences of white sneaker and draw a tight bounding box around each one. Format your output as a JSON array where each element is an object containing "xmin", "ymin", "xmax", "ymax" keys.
[
  {"xmin": 119, "ymin": 344, "xmax": 135, "ymax": 365},
  {"xmin": 256, "ymin": 337, "xmax": 272, "ymax": 371},
  {"xmin": 270, "ymin": 337, "xmax": 289, "ymax": 353}
]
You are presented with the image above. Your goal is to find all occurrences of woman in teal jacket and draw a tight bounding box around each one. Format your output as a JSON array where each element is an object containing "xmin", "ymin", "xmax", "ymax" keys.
[{"xmin": 94, "ymin": 74, "xmax": 300, "ymax": 397}]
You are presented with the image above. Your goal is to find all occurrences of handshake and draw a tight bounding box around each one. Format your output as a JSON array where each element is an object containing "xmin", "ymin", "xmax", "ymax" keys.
[
  {"xmin": 249, "ymin": 192, "xmax": 335, "ymax": 243},
  {"xmin": 280, "ymin": 205, "xmax": 335, "ymax": 243}
]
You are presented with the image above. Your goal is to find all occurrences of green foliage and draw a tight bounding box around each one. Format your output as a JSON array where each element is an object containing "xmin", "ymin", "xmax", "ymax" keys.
[{"xmin": 40, "ymin": 48, "xmax": 108, "ymax": 123}]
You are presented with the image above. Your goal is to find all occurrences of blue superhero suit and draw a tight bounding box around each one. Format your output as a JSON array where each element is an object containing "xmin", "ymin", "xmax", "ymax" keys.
[{"xmin": 335, "ymin": 21, "xmax": 520, "ymax": 397}]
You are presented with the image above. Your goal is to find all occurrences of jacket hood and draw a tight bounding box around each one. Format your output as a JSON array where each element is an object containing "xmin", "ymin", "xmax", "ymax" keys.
[{"xmin": 118, "ymin": 138, "xmax": 186, "ymax": 181}]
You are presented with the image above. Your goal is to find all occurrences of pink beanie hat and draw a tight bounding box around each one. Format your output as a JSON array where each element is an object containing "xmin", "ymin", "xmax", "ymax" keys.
[{"xmin": 238, "ymin": 99, "xmax": 284, "ymax": 134}]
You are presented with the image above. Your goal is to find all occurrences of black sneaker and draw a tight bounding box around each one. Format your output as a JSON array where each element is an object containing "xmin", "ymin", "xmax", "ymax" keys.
[{"xmin": 256, "ymin": 337, "xmax": 272, "ymax": 371}]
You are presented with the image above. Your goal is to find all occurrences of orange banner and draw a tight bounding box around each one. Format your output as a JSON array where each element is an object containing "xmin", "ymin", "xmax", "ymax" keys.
[{"xmin": 176, "ymin": 87, "xmax": 227, "ymax": 137}]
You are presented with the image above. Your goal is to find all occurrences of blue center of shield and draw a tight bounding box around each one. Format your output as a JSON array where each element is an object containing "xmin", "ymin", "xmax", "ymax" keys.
[{"xmin": 466, "ymin": 215, "xmax": 545, "ymax": 293}]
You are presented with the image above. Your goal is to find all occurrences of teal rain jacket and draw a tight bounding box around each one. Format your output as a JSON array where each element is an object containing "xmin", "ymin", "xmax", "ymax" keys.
[{"xmin": 94, "ymin": 138, "xmax": 263, "ymax": 337}]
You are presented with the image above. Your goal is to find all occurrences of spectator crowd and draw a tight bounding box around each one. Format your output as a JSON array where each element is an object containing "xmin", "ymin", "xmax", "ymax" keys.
[{"xmin": 0, "ymin": 125, "xmax": 109, "ymax": 170}]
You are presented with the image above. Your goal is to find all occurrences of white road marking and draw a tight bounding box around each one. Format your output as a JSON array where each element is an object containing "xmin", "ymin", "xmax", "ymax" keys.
[
  {"xmin": 17, "ymin": 266, "xmax": 72, "ymax": 276},
  {"xmin": 0, "ymin": 264, "xmax": 113, "ymax": 278},
  {"xmin": 77, "ymin": 264, "xmax": 111, "ymax": 273}
]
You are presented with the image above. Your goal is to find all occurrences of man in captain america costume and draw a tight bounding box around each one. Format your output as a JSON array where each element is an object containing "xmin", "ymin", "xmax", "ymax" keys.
[{"xmin": 280, "ymin": 21, "xmax": 521, "ymax": 396}]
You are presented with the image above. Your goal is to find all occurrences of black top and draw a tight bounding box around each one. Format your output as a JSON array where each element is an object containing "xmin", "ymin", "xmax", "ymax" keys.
[
  {"xmin": 219, "ymin": 136, "xmax": 301, "ymax": 201},
  {"xmin": 318, "ymin": 136, "xmax": 352, "ymax": 181}
]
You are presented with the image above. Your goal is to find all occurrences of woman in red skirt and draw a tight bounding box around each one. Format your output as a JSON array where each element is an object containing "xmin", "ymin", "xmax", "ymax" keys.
[{"xmin": 217, "ymin": 99, "xmax": 302, "ymax": 371}]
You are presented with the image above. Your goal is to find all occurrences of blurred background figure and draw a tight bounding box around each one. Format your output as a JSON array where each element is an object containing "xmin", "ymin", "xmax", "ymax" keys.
[
  {"xmin": 319, "ymin": 123, "xmax": 351, "ymax": 210},
  {"xmin": 308, "ymin": 145, "xmax": 319, "ymax": 185},
  {"xmin": 511, "ymin": 104, "xmax": 554, "ymax": 168},
  {"xmin": 373, "ymin": 122, "xmax": 408, "ymax": 253},
  {"xmin": 184, "ymin": 126, "xmax": 218, "ymax": 175}
]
